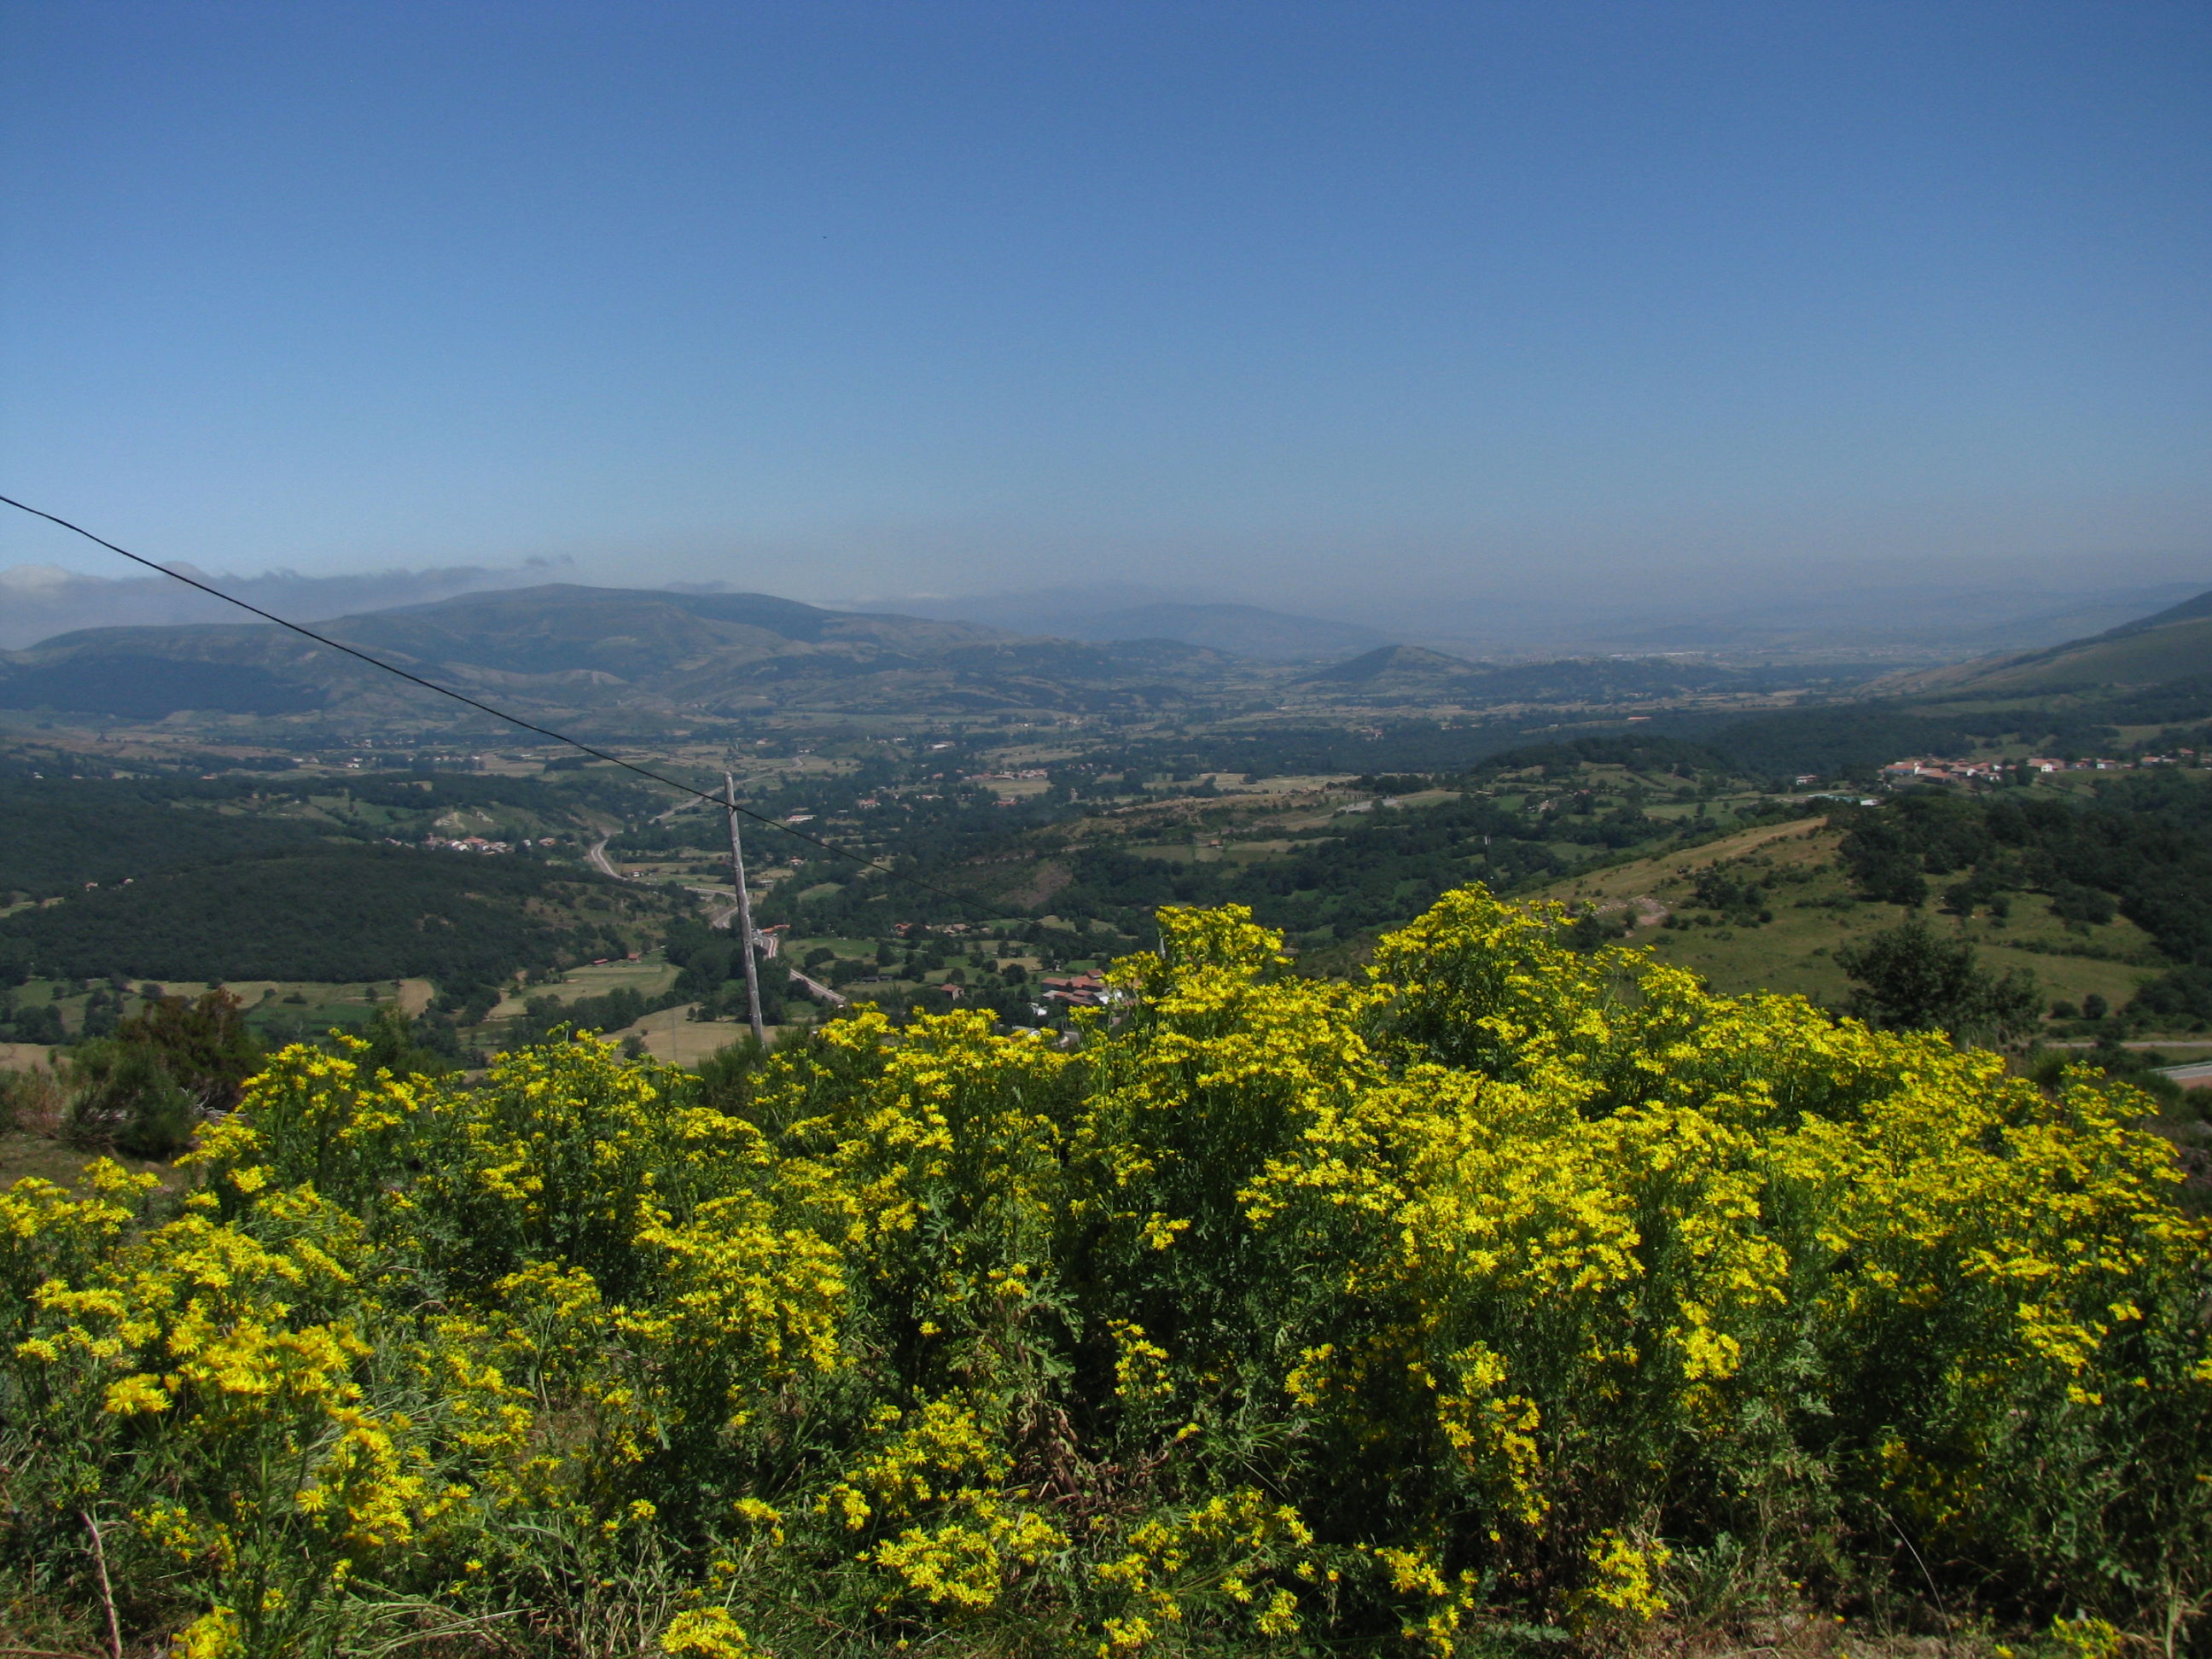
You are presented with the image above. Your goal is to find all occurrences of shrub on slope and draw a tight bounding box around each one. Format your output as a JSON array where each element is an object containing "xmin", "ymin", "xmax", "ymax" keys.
[{"xmin": 3, "ymin": 888, "xmax": 2205, "ymax": 1657}]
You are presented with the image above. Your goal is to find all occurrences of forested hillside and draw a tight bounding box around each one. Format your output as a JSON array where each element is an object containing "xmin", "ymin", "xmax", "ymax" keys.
[
  {"xmin": 0, "ymin": 845, "xmax": 650, "ymax": 984},
  {"xmin": 0, "ymin": 770, "xmax": 667, "ymax": 988}
]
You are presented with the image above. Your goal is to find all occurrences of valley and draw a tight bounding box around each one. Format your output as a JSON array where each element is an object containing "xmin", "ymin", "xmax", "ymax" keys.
[{"xmin": 3, "ymin": 579, "xmax": 2210, "ymax": 1105}]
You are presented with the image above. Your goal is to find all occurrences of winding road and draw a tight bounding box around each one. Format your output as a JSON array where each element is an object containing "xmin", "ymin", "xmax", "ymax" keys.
[
  {"xmin": 592, "ymin": 836, "xmax": 827, "ymax": 998},
  {"xmin": 784, "ymin": 968, "xmax": 848, "ymax": 1006}
]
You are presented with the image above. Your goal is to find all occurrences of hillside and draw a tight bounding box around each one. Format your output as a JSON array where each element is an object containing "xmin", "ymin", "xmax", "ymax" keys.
[
  {"xmin": 1528, "ymin": 818, "xmax": 2164, "ymax": 1016},
  {"xmin": 0, "ymin": 769, "xmax": 669, "ymax": 991},
  {"xmin": 1873, "ymin": 583, "xmax": 2212, "ymax": 695},
  {"xmin": 1301, "ymin": 641, "xmax": 1481, "ymax": 689},
  {"xmin": 0, "ymin": 579, "xmax": 1894, "ymax": 731},
  {"xmin": 1528, "ymin": 768, "xmax": 2212, "ymax": 1040},
  {"xmin": 0, "ymin": 844, "xmax": 657, "ymax": 985}
]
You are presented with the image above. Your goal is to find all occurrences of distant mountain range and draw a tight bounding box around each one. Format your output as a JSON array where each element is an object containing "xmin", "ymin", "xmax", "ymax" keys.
[
  {"xmin": 859, "ymin": 579, "xmax": 2209, "ymax": 662},
  {"xmin": 0, "ymin": 558, "xmax": 566, "ymax": 650},
  {"xmin": 1563, "ymin": 584, "xmax": 2209, "ymax": 659},
  {"xmin": 0, "ymin": 584, "xmax": 1251, "ymax": 725},
  {"xmin": 4, "ymin": 578, "xmax": 2203, "ymax": 730}
]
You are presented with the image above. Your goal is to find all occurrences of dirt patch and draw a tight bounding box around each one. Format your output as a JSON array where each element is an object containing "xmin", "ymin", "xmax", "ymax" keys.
[{"xmin": 1004, "ymin": 859, "xmax": 1073, "ymax": 911}]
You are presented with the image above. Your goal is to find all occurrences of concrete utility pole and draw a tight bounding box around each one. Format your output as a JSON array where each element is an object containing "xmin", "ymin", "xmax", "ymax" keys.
[{"xmin": 723, "ymin": 771, "xmax": 767, "ymax": 1046}]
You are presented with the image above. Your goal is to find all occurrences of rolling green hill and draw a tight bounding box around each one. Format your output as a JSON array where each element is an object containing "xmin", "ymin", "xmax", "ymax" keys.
[
  {"xmin": 1532, "ymin": 768, "xmax": 2212, "ymax": 1036},
  {"xmin": 1877, "ymin": 585, "xmax": 2212, "ymax": 694},
  {"xmin": 1528, "ymin": 818, "xmax": 2164, "ymax": 1017}
]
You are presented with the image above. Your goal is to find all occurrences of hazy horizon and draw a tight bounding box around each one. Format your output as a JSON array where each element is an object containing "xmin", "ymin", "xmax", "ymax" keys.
[
  {"xmin": 2, "ymin": 553, "xmax": 2199, "ymax": 659},
  {"xmin": 4, "ymin": 3, "xmax": 2208, "ymax": 609}
]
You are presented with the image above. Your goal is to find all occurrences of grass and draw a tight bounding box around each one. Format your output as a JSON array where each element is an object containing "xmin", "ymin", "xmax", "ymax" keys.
[
  {"xmin": 1528, "ymin": 819, "xmax": 2180, "ymax": 1024},
  {"xmin": 485, "ymin": 957, "xmax": 679, "ymax": 1020},
  {"xmin": 8, "ymin": 978, "xmax": 437, "ymax": 1047},
  {"xmin": 0, "ymin": 1128, "xmax": 176, "ymax": 1193},
  {"xmin": 603, "ymin": 1006, "xmax": 799, "ymax": 1065}
]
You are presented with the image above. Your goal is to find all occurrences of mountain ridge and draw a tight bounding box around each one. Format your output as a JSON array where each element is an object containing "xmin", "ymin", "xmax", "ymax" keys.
[
  {"xmin": 0, "ymin": 583, "xmax": 1247, "ymax": 722},
  {"xmin": 1868, "ymin": 583, "xmax": 2212, "ymax": 696}
]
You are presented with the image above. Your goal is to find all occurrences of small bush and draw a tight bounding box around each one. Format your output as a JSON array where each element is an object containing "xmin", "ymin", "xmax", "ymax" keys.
[
  {"xmin": 0, "ymin": 1063, "xmax": 65, "ymax": 1134},
  {"xmin": 62, "ymin": 1039, "xmax": 195, "ymax": 1158}
]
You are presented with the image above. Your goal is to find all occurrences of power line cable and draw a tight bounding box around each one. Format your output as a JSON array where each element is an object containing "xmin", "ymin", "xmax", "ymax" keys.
[{"xmin": 0, "ymin": 492, "xmax": 1000, "ymax": 916}]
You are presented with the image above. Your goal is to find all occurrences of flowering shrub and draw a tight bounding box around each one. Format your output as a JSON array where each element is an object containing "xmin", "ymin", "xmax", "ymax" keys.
[{"xmin": 2, "ymin": 885, "xmax": 2207, "ymax": 1656}]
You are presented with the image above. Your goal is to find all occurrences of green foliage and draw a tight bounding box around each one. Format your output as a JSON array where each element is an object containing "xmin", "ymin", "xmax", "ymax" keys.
[
  {"xmin": 0, "ymin": 655, "xmax": 323, "ymax": 719},
  {"xmin": 0, "ymin": 777, "xmax": 337, "ymax": 899},
  {"xmin": 64, "ymin": 1039, "xmax": 196, "ymax": 1159},
  {"xmin": 115, "ymin": 989, "xmax": 264, "ymax": 1114},
  {"xmin": 664, "ymin": 922, "xmax": 789, "ymax": 1026},
  {"xmin": 1471, "ymin": 733, "xmax": 1728, "ymax": 779},
  {"xmin": 1836, "ymin": 917, "xmax": 2041, "ymax": 1045},
  {"xmin": 506, "ymin": 983, "xmax": 686, "ymax": 1048},
  {"xmin": 0, "ymin": 992, "xmax": 66, "ymax": 1045},
  {"xmin": 352, "ymin": 1003, "xmax": 461, "ymax": 1080},
  {"xmin": 2029, "ymin": 1039, "xmax": 2188, "ymax": 1114},
  {"xmin": 1697, "ymin": 706, "xmax": 1986, "ymax": 783},
  {"xmin": 61, "ymin": 990, "xmax": 264, "ymax": 1158}
]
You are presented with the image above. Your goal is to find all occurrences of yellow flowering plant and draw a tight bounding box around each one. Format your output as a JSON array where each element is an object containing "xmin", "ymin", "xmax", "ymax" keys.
[{"xmin": 0, "ymin": 887, "xmax": 2204, "ymax": 1657}]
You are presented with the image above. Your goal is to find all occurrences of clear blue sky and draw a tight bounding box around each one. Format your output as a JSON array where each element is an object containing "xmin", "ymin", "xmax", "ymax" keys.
[{"xmin": 3, "ymin": 1, "xmax": 2206, "ymax": 617}]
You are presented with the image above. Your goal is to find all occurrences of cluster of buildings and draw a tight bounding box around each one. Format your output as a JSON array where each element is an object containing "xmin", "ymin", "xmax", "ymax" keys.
[
  {"xmin": 416, "ymin": 834, "xmax": 558, "ymax": 854},
  {"xmin": 1879, "ymin": 752, "xmax": 2198, "ymax": 786},
  {"xmin": 1878, "ymin": 757, "xmax": 2017, "ymax": 784},
  {"xmin": 1040, "ymin": 971, "xmax": 1111, "ymax": 1008}
]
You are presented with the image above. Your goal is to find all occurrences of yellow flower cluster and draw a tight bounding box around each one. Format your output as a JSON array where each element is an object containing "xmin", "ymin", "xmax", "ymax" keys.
[{"xmin": 3, "ymin": 884, "xmax": 2206, "ymax": 1657}]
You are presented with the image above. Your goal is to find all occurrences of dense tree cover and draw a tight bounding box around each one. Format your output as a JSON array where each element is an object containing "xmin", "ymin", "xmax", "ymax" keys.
[
  {"xmin": 773, "ymin": 785, "xmax": 1793, "ymax": 946},
  {"xmin": 0, "ymin": 769, "xmax": 653, "ymax": 902},
  {"xmin": 1050, "ymin": 795, "xmax": 1581, "ymax": 940},
  {"xmin": 1684, "ymin": 706, "xmax": 1988, "ymax": 782},
  {"xmin": 1831, "ymin": 773, "xmax": 2212, "ymax": 1024},
  {"xmin": 337, "ymin": 768, "xmax": 657, "ymax": 819},
  {"xmin": 0, "ymin": 778, "xmax": 341, "ymax": 899},
  {"xmin": 0, "ymin": 656, "xmax": 324, "ymax": 718},
  {"xmin": 663, "ymin": 920, "xmax": 790, "ymax": 1027},
  {"xmin": 1467, "ymin": 733, "xmax": 1727, "ymax": 779},
  {"xmin": 3, "ymin": 889, "xmax": 2204, "ymax": 1657},
  {"xmin": 0, "ymin": 988, "xmax": 67, "ymax": 1045},
  {"xmin": 504, "ymin": 983, "xmax": 690, "ymax": 1049},
  {"xmin": 0, "ymin": 846, "xmax": 639, "ymax": 983},
  {"xmin": 1033, "ymin": 721, "xmax": 1545, "ymax": 783}
]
